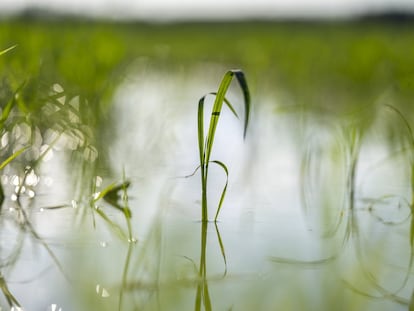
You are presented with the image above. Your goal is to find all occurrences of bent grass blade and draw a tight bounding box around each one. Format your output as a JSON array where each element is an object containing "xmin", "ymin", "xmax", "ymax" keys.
[{"xmin": 211, "ymin": 160, "xmax": 229, "ymax": 222}]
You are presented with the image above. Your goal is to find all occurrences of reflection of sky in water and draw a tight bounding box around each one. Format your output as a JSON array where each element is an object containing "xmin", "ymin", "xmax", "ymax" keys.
[
  {"xmin": 0, "ymin": 68, "xmax": 413, "ymax": 309},
  {"xmin": 108, "ymin": 68, "xmax": 413, "ymax": 310}
]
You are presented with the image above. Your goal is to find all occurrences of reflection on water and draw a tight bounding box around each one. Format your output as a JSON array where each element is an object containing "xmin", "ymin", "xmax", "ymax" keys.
[{"xmin": 0, "ymin": 68, "xmax": 414, "ymax": 309}]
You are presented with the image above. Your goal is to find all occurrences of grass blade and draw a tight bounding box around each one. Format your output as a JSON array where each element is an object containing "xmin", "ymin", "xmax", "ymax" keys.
[
  {"xmin": 0, "ymin": 45, "xmax": 17, "ymax": 56},
  {"xmin": 211, "ymin": 160, "xmax": 229, "ymax": 222},
  {"xmin": 214, "ymin": 222, "xmax": 228, "ymax": 277},
  {"xmin": 196, "ymin": 69, "xmax": 250, "ymax": 222},
  {"xmin": 198, "ymin": 95, "xmax": 206, "ymax": 166},
  {"xmin": 0, "ymin": 81, "xmax": 26, "ymax": 128},
  {"xmin": 0, "ymin": 147, "xmax": 28, "ymax": 170},
  {"xmin": 233, "ymin": 70, "xmax": 251, "ymax": 138},
  {"xmin": 204, "ymin": 71, "xmax": 234, "ymax": 164},
  {"xmin": 209, "ymin": 92, "xmax": 239, "ymax": 119}
]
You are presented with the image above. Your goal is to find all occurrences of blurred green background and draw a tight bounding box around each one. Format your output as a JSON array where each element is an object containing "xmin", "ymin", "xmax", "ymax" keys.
[{"xmin": 1, "ymin": 18, "xmax": 414, "ymax": 108}]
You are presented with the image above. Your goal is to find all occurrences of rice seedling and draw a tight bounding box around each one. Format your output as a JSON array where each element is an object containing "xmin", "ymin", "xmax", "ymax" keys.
[
  {"xmin": 90, "ymin": 177, "xmax": 133, "ymax": 241},
  {"xmin": 0, "ymin": 45, "xmax": 20, "ymax": 207},
  {"xmin": 196, "ymin": 69, "xmax": 250, "ymax": 222}
]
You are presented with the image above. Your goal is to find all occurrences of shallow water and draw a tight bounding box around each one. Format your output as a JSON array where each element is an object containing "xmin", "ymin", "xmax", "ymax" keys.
[{"xmin": 0, "ymin": 68, "xmax": 413, "ymax": 310}]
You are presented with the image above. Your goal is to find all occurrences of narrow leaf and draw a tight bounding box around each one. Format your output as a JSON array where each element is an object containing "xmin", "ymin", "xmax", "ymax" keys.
[
  {"xmin": 205, "ymin": 71, "xmax": 235, "ymax": 165},
  {"xmin": 198, "ymin": 96, "xmax": 206, "ymax": 167},
  {"xmin": 234, "ymin": 70, "xmax": 251, "ymax": 139},
  {"xmin": 0, "ymin": 45, "xmax": 17, "ymax": 57},
  {"xmin": 209, "ymin": 92, "xmax": 239, "ymax": 119},
  {"xmin": 0, "ymin": 147, "xmax": 28, "ymax": 170},
  {"xmin": 183, "ymin": 165, "xmax": 201, "ymax": 178},
  {"xmin": 0, "ymin": 81, "xmax": 26, "ymax": 127},
  {"xmin": 214, "ymin": 222, "xmax": 228, "ymax": 277},
  {"xmin": 93, "ymin": 182, "xmax": 117, "ymax": 202},
  {"xmin": 211, "ymin": 160, "xmax": 229, "ymax": 222},
  {"xmin": 95, "ymin": 208, "xmax": 128, "ymax": 240}
]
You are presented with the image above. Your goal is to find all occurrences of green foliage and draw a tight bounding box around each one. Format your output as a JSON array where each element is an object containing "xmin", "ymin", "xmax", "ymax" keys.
[
  {"xmin": 197, "ymin": 70, "xmax": 250, "ymax": 222},
  {"xmin": 0, "ymin": 20, "xmax": 414, "ymax": 112}
]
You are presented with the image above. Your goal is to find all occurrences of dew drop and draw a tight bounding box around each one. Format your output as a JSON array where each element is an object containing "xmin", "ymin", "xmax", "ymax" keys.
[
  {"xmin": 95, "ymin": 176, "xmax": 103, "ymax": 187},
  {"xmin": 27, "ymin": 190, "xmax": 36, "ymax": 198},
  {"xmin": 15, "ymin": 186, "xmax": 25, "ymax": 194},
  {"xmin": 96, "ymin": 284, "xmax": 110, "ymax": 298},
  {"xmin": 53, "ymin": 83, "xmax": 64, "ymax": 93},
  {"xmin": 11, "ymin": 175, "xmax": 21, "ymax": 186},
  {"xmin": 100, "ymin": 241, "xmax": 108, "ymax": 248},
  {"xmin": 0, "ymin": 132, "xmax": 9, "ymax": 148},
  {"xmin": 71, "ymin": 200, "xmax": 78, "ymax": 209},
  {"xmin": 48, "ymin": 303, "xmax": 62, "ymax": 311},
  {"xmin": 25, "ymin": 170, "xmax": 39, "ymax": 186}
]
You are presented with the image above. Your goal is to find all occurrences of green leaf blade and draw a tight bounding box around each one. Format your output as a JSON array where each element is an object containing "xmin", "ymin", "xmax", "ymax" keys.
[
  {"xmin": 0, "ymin": 147, "xmax": 28, "ymax": 170},
  {"xmin": 233, "ymin": 70, "xmax": 251, "ymax": 139},
  {"xmin": 0, "ymin": 45, "xmax": 17, "ymax": 57}
]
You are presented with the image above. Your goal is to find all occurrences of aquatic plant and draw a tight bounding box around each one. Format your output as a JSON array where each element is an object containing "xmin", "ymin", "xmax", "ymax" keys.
[
  {"xmin": 196, "ymin": 69, "xmax": 250, "ymax": 222},
  {"xmin": 0, "ymin": 45, "xmax": 23, "ymax": 207},
  {"xmin": 90, "ymin": 177, "xmax": 133, "ymax": 241}
]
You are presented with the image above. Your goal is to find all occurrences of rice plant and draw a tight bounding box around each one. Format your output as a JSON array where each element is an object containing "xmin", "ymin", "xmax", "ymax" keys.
[
  {"xmin": 90, "ymin": 177, "xmax": 133, "ymax": 241},
  {"xmin": 0, "ymin": 45, "xmax": 22, "ymax": 207},
  {"xmin": 196, "ymin": 69, "xmax": 250, "ymax": 222}
]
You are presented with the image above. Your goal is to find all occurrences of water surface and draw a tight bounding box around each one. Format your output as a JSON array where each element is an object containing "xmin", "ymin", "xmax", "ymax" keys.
[{"xmin": 1, "ymin": 67, "xmax": 413, "ymax": 310}]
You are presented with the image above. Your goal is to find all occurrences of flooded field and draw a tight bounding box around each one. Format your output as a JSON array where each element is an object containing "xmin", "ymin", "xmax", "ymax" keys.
[{"xmin": 1, "ymin": 20, "xmax": 414, "ymax": 310}]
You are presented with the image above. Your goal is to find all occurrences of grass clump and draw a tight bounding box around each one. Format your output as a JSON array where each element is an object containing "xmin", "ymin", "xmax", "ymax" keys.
[{"xmin": 196, "ymin": 69, "xmax": 250, "ymax": 222}]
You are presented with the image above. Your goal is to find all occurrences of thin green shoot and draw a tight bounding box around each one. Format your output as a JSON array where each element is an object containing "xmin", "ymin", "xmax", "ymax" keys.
[
  {"xmin": 0, "ymin": 45, "xmax": 17, "ymax": 57},
  {"xmin": 0, "ymin": 273, "xmax": 21, "ymax": 308},
  {"xmin": 0, "ymin": 147, "xmax": 28, "ymax": 207},
  {"xmin": 93, "ymin": 180, "xmax": 132, "ymax": 218},
  {"xmin": 214, "ymin": 222, "xmax": 227, "ymax": 277},
  {"xmin": 197, "ymin": 69, "xmax": 250, "ymax": 222},
  {"xmin": 0, "ymin": 147, "xmax": 28, "ymax": 171}
]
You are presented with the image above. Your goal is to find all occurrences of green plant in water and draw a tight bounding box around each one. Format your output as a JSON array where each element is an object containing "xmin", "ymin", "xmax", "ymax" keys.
[
  {"xmin": 197, "ymin": 69, "xmax": 250, "ymax": 222},
  {"xmin": 0, "ymin": 45, "xmax": 22, "ymax": 208},
  {"xmin": 386, "ymin": 106, "xmax": 414, "ymax": 292},
  {"xmin": 90, "ymin": 178, "xmax": 133, "ymax": 241}
]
